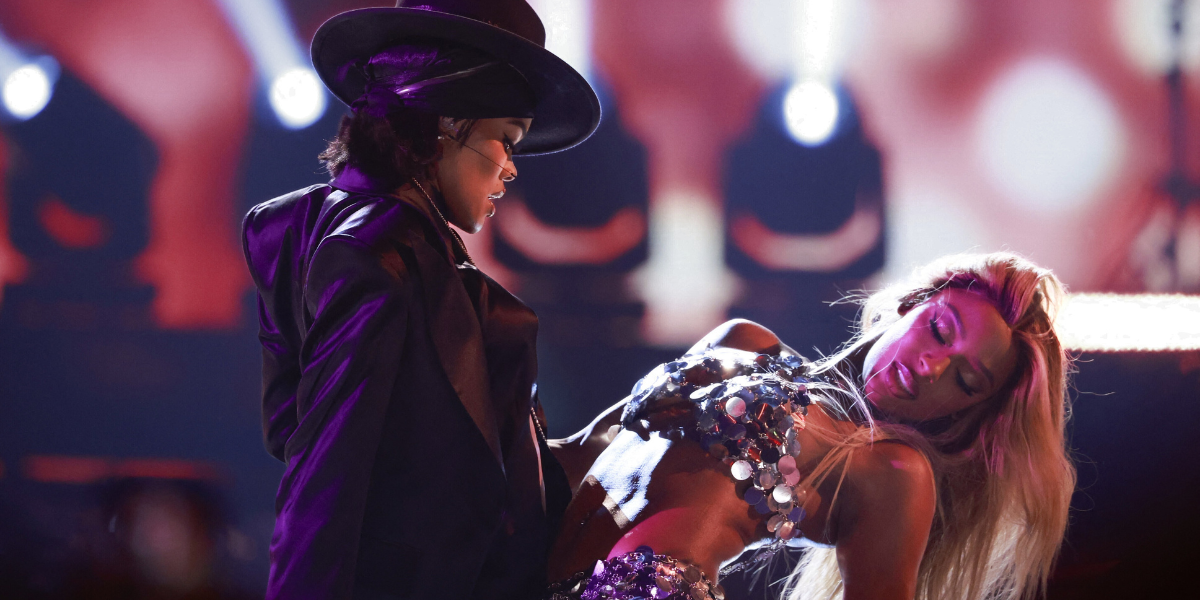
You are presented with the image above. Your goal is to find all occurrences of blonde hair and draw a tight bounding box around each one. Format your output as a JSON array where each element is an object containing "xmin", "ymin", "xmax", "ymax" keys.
[{"xmin": 787, "ymin": 252, "xmax": 1076, "ymax": 600}]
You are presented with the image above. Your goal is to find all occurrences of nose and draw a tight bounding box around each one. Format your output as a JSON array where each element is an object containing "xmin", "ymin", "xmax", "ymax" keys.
[
  {"xmin": 916, "ymin": 352, "xmax": 950, "ymax": 383},
  {"xmin": 500, "ymin": 159, "xmax": 517, "ymax": 182}
]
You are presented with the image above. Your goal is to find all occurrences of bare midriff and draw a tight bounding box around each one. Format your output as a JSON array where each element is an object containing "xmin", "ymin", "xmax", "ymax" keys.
[{"xmin": 547, "ymin": 402, "xmax": 853, "ymax": 582}]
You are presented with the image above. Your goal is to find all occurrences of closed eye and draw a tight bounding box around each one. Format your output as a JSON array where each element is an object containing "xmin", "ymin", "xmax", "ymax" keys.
[
  {"xmin": 929, "ymin": 317, "xmax": 947, "ymax": 345},
  {"xmin": 956, "ymin": 371, "xmax": 977, "ymax": 396}
]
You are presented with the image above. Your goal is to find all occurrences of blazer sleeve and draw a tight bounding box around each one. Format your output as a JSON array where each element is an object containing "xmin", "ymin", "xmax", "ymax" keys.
[
  {"xmin": 242, "ymin": 203, "xmax": 302, "ymax": 463},
  {"xmin": 256, "ymin": 294, "xmax": 300, "ymax": 463},
  {"xmin": 266, "ymin": 234, "xmax": 413, "ymax": 600}
]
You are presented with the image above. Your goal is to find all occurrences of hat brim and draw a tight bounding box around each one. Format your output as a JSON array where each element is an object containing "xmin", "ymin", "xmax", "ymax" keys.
[{"xmin": 312, "ymin": 7, "xmax": 600, "ymax": 155}]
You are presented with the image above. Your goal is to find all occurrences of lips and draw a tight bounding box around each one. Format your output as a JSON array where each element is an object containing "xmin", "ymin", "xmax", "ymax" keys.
[{"xmin": 889, "ymin": 361, "xmax": 917, "ymax": 399}]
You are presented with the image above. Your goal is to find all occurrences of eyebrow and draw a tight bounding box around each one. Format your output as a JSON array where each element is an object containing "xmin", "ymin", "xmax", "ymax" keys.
[{"xmin": 946, "ymin": 302, "xmax": 996, "ymax": 388}]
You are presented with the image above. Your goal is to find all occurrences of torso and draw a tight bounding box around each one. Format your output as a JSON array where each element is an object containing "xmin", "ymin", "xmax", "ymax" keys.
[{"xmin": 547, "ymin": 400, "xmax": 860, "ymax": 582}]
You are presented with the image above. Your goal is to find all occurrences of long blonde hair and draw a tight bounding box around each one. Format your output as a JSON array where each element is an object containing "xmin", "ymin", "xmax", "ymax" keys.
[{"xmin": 787, "ymin": 252, "xmax": 1076, "ymax": 600}]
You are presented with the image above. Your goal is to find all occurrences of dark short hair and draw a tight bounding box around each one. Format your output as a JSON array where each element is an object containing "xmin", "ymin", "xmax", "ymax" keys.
[{"xmin": 319, "ymin": 39, "xmax": 482, "ymax": 186}]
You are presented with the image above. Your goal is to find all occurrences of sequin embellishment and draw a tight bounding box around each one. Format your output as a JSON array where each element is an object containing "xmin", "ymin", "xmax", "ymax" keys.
[
  {"xmin": 545, "ymin": 546, "xmax": 724, "ymax": 600},
  {"xmin": 620, "ymin": 348, "xmax": 816, "ymax": 540}
]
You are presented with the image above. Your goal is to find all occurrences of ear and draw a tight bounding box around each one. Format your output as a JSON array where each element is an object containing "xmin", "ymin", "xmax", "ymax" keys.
[{"xmin": 438, "ymin": 116, "xmax": 460, "ymax": 139}]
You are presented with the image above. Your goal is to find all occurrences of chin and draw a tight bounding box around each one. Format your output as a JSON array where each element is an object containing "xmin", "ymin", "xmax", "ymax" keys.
[{"xmin": 863, "ymin": 392, "xmax": 906, "ymax": 421}]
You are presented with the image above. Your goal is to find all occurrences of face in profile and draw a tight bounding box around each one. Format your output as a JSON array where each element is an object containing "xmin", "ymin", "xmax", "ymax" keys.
[
  {"xmin": 861, "ymin": 288, "xmax": 1018, "ymax": 422},
  {"xmin": 434, "ymin": 116, "xmax": 531, "ymax": 233}
]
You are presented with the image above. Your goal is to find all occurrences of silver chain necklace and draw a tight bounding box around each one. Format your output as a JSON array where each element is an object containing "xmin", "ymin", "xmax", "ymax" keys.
[
  {"xmin": 409, "ymin": 178, "xmax": 473, "ymax": 265},
  {"xmin": 411, "ymin": 177, "xmax": 550, "ymax": 438}
]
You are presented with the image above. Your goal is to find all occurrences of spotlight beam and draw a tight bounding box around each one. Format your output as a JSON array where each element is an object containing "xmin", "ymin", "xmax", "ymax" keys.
[{"xmin": 215, "ymin": 0, "xmax": 325, "ymax": 129}]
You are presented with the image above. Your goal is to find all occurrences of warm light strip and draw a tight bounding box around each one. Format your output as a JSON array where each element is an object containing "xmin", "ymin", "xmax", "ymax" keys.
[
  {"xmin": 1058, "ymin": 293, "xmax": 1200, "ymax": 352},
  {"xmin": 22, "ymin": 455, "xmax": 221, "ymax": 484}
]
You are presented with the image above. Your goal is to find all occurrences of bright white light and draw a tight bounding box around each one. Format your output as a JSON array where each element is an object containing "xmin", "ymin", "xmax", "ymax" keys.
[
  {"xmin": 794, "ymin": 0, "xmax": 838, "ymax": 80},
  {"xmin": 270, "ymin": 68, "xmax": 326, "ymax": 129},
  {"xmin": 725, "ymin": 0, "xmax": 865, "ymax": 81},
  {"xmin": 783, "ymin": 80, "xmax": 839, "ymax": 145},
  {"xmin": 3, "ymin": 63, "xmax": 52, "ymax": 119},
  {"xmin": 882, "ymin": 187, "xmax": 991, "ymax": 284},
  {"xmin": 216, "ymin": 0, "xmax": 326, "ymax": 127},
  {"xmin": 1113, "ymin": 0, "xmax": 1200, "ymax": 75},
  {"xmin": 528, "ymin": 0, "xmax": 592, "ymax": 82},
  {"xmin": 725, "ymin": 0, "xmax": 792, "ymax": 79},
  {"xmin": 975, "ymin": 58, "xmax": 1124, "ymax": 212},
  {"xmin": 216, "ymin": 0, "xmax": 306, "ymax": 79},
  {"xmin": 1059, "ymin": 293, "xmax": 1200, "ymax": 352},
  {"xmin": 631, "ymin": 189, "xmax": 740, "ymax": 347}
]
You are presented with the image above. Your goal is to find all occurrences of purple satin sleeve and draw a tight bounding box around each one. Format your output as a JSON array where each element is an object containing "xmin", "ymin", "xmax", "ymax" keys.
[
  {"xmin": 257, "ymin": 293, "xmax": 300, "ymax": 462},
  {"xmin": 267, "ymin": 235, "xmax": 412, "ymax": 600},
  {"xmin": 242, "ymin": 190, "xmax": 321, "ymax": 462}
]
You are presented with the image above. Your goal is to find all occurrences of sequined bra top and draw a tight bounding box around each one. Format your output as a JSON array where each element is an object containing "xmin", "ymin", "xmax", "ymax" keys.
[{"xmin": 618, "ymin": 347, "xmax": 821, "ymax": 541}]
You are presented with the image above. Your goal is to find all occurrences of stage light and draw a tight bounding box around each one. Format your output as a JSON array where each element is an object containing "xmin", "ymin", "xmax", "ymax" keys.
[
  {"xmin": 725, "ymin": 0, "xmax": 792, "ymax": 79},
  {"xmin": 631, "ymin": 189, "xmax": 741, "ymax": 346},
  {"xmin": 1113, "ymin": 0, "xmax": 1200, "ymax": 75},
  {"xmin": 783, "ymin": 80, "xmax": 839, "ymax": 146},
  {"xmin": 216, "ymin": 0, "xmax": 326, "ymax": 129},
  {"xmin": 794, "ymin": 0, "xmax": 838, "ymax": 80},
  {"xmin": 3, "ymin": 62, "xmax": 53, "ymax": 120},
  {"xmin": 975, "ymin": 57, "xmax": 1123, "ymax": 212},
  {"xmin": 1059, "ymin": 293, "xmax": 1200, "ymax": 352},
  {"xmin": 270, "ymin": 68, "xmax": 325, "ymax": 129},
  {"xmin": 0, "ymin": 27, "xmax": 57, "ymax": 121},
  {"xmin": 528, "ymin": 0, "xmax": 592, "ymax": 82},
  {"xmin": 725, "ymin": 0, "xmax": 864, "ymax": 81}
]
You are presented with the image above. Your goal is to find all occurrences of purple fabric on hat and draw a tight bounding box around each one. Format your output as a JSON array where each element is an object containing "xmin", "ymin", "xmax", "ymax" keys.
[{"xmin": 353, "ymin": 43, "xmax": 536, "ymax": 119}]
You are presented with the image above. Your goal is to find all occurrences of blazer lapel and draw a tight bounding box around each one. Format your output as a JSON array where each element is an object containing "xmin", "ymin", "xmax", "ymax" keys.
[{"xmin": 408, "ymin": 235, "xmax": 504, "ymax": 470}]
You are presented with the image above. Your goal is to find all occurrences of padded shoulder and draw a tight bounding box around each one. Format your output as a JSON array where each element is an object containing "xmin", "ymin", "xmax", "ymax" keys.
[{"xmin": 320, "ymin": 193, "xmax": 427, "ymax": 253}]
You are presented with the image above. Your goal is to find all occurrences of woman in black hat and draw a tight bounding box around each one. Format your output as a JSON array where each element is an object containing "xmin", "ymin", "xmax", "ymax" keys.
[{"xmin": 242, "ymin": 2, "xmax": 599, "ymax": 599}]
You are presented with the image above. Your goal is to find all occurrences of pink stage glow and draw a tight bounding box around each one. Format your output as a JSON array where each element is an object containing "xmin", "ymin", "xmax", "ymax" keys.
[
  {"xmin": 494, "ymin": 200, "xmax": 647, "ymax": 265},
  {"xmin": 0, "ymin": 0, "xmax": 254, "ymax": 329}
]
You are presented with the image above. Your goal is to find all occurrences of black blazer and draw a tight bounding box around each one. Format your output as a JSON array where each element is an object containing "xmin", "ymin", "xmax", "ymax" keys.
[{"xmin": 243, "ymin": 166, "xmax": 567, "ymax": 600}]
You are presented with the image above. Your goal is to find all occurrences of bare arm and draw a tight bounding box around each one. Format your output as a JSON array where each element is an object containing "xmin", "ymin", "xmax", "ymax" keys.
[
  {"xmin": 685, "ymin": 318, "xmax": 799, "ymax": 356},
  {"xmin": 549, "ymin": 319, "xmax": 799, "ymax": 491},
  {"xmin": 835, "ymin": 442, "xmax": 937, "ymax": 600},
  {"xmin": 548, "ymin": 397, "xmax": 629, "ymax": 493}
]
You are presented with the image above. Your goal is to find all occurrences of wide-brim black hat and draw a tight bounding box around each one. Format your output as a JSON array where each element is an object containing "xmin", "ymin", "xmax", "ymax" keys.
[{"xmin": 312, "ymin": 0, "xmax": 600, "ymax": 155}]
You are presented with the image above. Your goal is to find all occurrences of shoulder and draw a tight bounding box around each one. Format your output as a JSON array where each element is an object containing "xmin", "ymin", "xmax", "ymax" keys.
[
  {"xmin": 243, "ymin": 184, "xmax": 330, "ymax": 237},
  {"xmin": 324, "ymin": 194, "xmax": 426, "ymax": 248},
  {"xmin": 686, "ymin": 319, "xmax": 784, "ymax": 355},
  {"xmin": 243, "ymin": 184, "xmax": 332, "ymax": 285},
  {"xmin": 847, "ymin": 441, "xmax": 935, "ymax": 500},
  {"xmin": 838, "ymin": 440, "xmax": 936, "ymax": 532},
  {"xmin": 829, "ymin": 441, "xmax": 936, "ymax": 599}
]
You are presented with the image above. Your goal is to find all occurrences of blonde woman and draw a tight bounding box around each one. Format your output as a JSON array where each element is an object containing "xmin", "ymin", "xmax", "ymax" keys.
[{"xmin": 546, "ymin": 252, "xmax": 1075, "ymax": 600}]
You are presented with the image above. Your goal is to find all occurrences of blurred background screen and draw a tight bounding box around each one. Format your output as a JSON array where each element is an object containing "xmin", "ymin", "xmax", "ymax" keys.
[{"xmin": 0, "ymin": 0, "xmax": 1196, "ymax": 598}]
